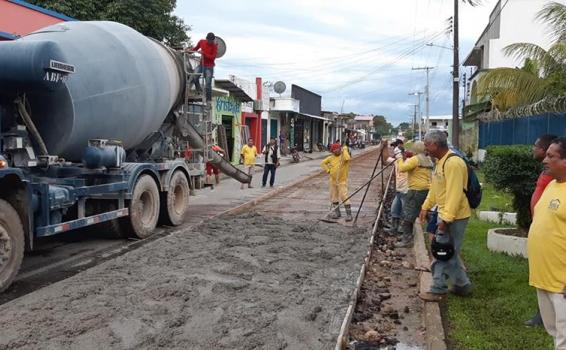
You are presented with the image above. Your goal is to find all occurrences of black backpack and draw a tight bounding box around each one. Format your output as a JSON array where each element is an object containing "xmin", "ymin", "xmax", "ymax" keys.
[{"xmin": 442, "ymin": 153, "xmax": 482, "ymax": 209}]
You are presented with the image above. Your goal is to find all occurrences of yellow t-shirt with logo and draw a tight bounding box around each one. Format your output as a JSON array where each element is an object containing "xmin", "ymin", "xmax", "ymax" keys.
[
  {"xmin": 240, "ymin": 145, "xmax": 257, "ymax": 166},
  {"xmin": 528, "ymin": 180, "xmax": 566, "ymax": 293}
]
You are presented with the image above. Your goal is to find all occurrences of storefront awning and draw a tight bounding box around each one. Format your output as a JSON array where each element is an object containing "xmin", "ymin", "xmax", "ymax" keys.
[
  {"xmin": 298, "ymin": 112, "xmax": 329, "ymax": 121},
  {"xmin": 214, "ymin": 79, "xmax": 254, "ymax": 102}
]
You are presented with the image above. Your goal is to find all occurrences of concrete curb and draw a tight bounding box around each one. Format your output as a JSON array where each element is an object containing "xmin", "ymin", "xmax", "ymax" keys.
[
  {"xmin": 486, "ymin": 228, "xmax": 527, "ymax": 258},
  {"xmin": 478, "ymin": 211, "xmax": 517, "ymax": 225},
  {"xmin": 414, "ymin": 222, "xmax": 447, "ymax": 350}
]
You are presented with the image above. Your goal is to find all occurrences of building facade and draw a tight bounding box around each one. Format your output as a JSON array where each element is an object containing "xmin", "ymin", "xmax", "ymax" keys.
[{"xmin": 463, "ymin": 0, "xmax": 561, "ymax": 107}]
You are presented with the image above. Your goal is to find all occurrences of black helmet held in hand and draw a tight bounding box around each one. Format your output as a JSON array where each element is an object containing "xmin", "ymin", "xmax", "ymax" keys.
[{"xmin": 431, "ymin": 235, "xmax": 455, "ymax": 261}]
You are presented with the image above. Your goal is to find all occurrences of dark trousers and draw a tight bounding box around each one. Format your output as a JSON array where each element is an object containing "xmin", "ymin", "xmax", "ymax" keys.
[{"xmin": 262, "ymin": 164, "xmax": 276, "ymax": 186}]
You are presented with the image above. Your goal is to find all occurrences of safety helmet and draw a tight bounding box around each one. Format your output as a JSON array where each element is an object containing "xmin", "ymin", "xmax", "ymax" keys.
[{"xmin": 431, "ymin": 235, "xmax": 455, "ymax": 261}]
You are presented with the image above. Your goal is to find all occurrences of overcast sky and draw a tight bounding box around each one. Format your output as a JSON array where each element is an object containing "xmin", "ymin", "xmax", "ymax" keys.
[{"xmin": 175, "ymin": 0, "xmax": 500, "ymax": 125}]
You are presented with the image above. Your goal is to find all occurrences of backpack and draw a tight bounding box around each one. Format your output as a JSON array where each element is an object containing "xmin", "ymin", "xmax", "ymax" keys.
[{"xmin": 442, "ymin": 153, "xmax": 482, "ymax": 209}]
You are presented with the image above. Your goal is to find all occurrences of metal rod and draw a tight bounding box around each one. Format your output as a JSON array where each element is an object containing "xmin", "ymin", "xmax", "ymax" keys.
[
  {"xmin": 353, "ymin": 144, "xmax": 384, "ymax": 225},
  {"xmin": 327, "ymin": 156, "xmax": 395, "ymax": 215},
  {"xmin": 372, "ymin": 162, "xmax": 395, "ymax": 237}
]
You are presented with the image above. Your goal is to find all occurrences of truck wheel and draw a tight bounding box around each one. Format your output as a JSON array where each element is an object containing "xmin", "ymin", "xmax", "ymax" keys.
[
  {"xmin": 124, "ymin": 175, "xmax": 160, "ymax": 239},
  {"xmin": 0, "ymin": 199, "xmax": 24, "ymax": 292},
  {"xmin": 163, "ymin": 170, "xmax": 190, "ymax": 226}
]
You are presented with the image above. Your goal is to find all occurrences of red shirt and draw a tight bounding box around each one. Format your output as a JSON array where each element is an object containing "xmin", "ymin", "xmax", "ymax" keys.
[
  {"xmin": 193, "ymin": 39, "xmax": 218, "ymax": 68},
  {"xmin": 530, "ymin": 172, "xmax": 553, "ymax": 214}
]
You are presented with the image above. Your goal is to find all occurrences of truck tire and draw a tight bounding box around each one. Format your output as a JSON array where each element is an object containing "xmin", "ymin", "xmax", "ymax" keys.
[
  {"xmin": 0, "ymin": 199, "xmax": 25, "ymax": 293},
  {"xmin": 122, "ymin": 175, "xmax": 160, "ymax": 239},
  {"xmin": 163, "ymin": 170, "xmax": 190, "ymax": 226}
]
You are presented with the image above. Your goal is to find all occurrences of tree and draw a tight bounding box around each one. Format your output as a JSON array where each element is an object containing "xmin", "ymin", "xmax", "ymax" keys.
[
  {"xmin": 372, "ymin": 115, "xmax": 391, "ymax": 134},
  {"xmin": 403, "ymin": 129, "xmax": 414, "ymax": 141},
  {"xmin": 28, "ymin": 0, "xmax": 191, "ymax": 47},
  {"xmin": 397, "ymin": 122, "xmax": 411, "ymax": 131},
  {"xmin": 477, "ymin": 2, "xmax": 566, "ymax": 111}
]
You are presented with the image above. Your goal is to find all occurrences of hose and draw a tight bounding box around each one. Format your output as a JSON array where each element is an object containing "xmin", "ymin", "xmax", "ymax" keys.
[{"xmin": 16, "ymin": 97, "xmax": 48, "ymax": 156}]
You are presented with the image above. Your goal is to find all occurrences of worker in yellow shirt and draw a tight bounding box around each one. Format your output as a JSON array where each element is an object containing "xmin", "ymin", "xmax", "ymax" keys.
[
  {"xmin": 395, "ymin": 141, "xmax": 433, "ymax": 247},
  {"xmin": 418, "ymin": 130, "xmax": 472, "ymax": 301},
  {"xmin": 321, "ymin": 143, "xmax": 352, "ymax": 221},
  {"xmin": 240, "ymin": 138, "xmax": 257, "ymax": 189},
  {"xmin": 528, "ymin": 137, "xmax": 566, "ymax": 349}
]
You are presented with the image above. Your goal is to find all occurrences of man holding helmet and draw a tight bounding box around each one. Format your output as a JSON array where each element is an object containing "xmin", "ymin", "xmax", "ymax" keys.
[{"xmin": 419, "ymin": 130, "xmax": 472, "ymax": 301}]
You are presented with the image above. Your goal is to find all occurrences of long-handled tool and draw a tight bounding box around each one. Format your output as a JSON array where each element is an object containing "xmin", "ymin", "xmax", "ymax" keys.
[
  {"xmin": 352, "ymin": 145, "xmax": 385, "ymax": 226},
  {"xmin": 320, "ymin": 154, "xmax": 396, "ymax": 223}
]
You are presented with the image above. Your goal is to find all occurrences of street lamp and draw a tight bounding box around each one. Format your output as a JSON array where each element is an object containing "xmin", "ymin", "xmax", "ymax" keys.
[
  {"xmin": 409, "ymin": 92, "xmax": 423, "ymax": 140},
  {"xmin": 426, "ymin": 43, "xmax": 453, "ymax": 50}
]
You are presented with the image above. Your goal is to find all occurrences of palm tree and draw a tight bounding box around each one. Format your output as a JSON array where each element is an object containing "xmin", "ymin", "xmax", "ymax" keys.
[{"xmin": 476, "ymin": 1, "xmax": 566, "ymax": 112}]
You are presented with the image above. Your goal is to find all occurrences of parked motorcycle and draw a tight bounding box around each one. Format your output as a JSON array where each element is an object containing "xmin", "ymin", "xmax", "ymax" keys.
[{"xmin": 290, "ymin": 146, "xmax": 301, "ymax": 163}]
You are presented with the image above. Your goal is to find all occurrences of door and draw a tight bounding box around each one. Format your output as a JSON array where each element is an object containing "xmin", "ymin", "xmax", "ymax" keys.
[
  {"xmin": 270, "ymin": 119, "xmax": 278, "ymax": 140},
  {"xmin": 222, "ymin": 115, "xmax": 234, "ymax": 162},
  {"xmin": 261, "ymin": 119, "xmax": 268, "ymax": 149}
]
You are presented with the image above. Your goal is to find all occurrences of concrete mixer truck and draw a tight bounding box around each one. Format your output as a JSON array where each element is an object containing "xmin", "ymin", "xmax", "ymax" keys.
[{"xmin": 0, "ymin": 21, "xmax": 251, "ymax": 292}]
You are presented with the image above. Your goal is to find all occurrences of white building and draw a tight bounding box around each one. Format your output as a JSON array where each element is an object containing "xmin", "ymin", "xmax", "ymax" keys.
[
  {"xmin": 425, "ymin": 115, "xmax": 453, "ymax": 138},
  {"xmin": 463, "ymin": 0, "xmax": 562, "ymax": 106}
]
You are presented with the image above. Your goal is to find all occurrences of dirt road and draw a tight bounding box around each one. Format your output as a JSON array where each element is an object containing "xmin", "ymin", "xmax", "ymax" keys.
[{"xmin": 0, "ymin": 149, "xmax": 389, "ymax": 350}]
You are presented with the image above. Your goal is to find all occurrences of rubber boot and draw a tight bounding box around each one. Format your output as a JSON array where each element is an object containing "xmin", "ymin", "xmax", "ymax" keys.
[
  {"xmin": 328, "ymin": 203, "xmax": 341, "ymax": 219},
  {"xmin": 395, "ymin": 221, "xmax": 414, "ymax": 247},
  {"xmin": 385, "ymin": 218, "xmax": 400, "ymax": 233},
  {"xmin": 345, "ymin": 205, "xmax": 353, "ymax": 222}
]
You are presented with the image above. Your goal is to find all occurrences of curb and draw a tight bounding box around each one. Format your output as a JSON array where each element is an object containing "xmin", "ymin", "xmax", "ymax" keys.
[
  {"xmin": 335, "ymin": 157, "xmax": 394, "ymax": 350},
  {"xmin": 414, "ymin": 221, "xmax": 447, "ymax": 350},
  {"xmin": 486, "ymin": 228, "xmax": 527, "ymax": 258}
]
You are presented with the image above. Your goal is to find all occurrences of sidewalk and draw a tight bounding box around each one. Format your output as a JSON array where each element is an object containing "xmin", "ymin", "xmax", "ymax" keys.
[
  {"xmin": 219, "ymin": 146, "xmax": 374, "ymax": 181},
  {"xmin": 200, "ymin": 146, "xmax": 376, "ymax": 212}
]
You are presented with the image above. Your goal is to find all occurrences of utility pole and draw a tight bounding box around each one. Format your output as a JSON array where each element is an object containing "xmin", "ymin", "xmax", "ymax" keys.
[
  {"xmin": 412, "ymin": 105, "xmax": 418, "ymax": 139},
  {"xmin": 452, "ymin": 0, "xmax": 460, "ymax": 148},
  {"xmin": 412, "ymin": 66, "xmax": 435, "ymax": 133},
  {"xmin": 409, "ymin": 92, "xmax": 423, "ymax": 140}
]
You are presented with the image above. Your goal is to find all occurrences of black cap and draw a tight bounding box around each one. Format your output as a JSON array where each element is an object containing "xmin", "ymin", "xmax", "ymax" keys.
[{"xmin": 206, "ymin": 32, "xmax": 215, "ymax": 40}]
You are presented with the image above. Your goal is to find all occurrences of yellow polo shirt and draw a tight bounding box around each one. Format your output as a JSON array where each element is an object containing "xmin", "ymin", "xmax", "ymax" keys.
[
  {"xmin": 421, "ymin": 151, "xmax": 471, "ymax": 222},
  {"xmin": 397, "ymin": 154, "xmax": 433, "ymax": 191},
  {"xmin": 528, "ymin": 180, "xmax": 566, "ymax": 293},
  {"xmin": 240, "ymin": 145, "xmax": 257, "ymax": 166}
]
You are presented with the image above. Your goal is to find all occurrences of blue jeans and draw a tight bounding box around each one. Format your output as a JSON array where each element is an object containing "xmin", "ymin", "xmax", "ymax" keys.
[
  {"xmin": 262, "ymin": 164, "xmax": 276, "ymax": 186},
  {"xmin": 390, "ymin": 191, "xmax": 406, "ymax": 219},
  {"xmin": 430, "ymin": 218, "xmax": 471, "ymax": 294},
  {"xmin": 426, "ymin": 209, "xmax": 439, "ymax": 234},
  {"xmin": 193, "ymin": 66, "xmax": 214, "ymax": 101}
]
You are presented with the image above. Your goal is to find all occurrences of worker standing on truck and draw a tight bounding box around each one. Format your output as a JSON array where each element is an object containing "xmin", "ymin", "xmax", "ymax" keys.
[
  {"xmin": 321, "ymin": 143, "xmax": 353, "ymax": 222},
  {"xmin": 188, "ymin": 32, "xmax": 218, "ymax": 102}
]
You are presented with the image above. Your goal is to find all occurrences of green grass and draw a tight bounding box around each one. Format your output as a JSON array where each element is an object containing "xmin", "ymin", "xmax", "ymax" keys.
[
  {"xmin": 447, "ymin": 218, "xmax": 553, "ymax": 350},
  {"xmin": 477, "ymin": 170, "xmax": 514, "ymax": 212}
]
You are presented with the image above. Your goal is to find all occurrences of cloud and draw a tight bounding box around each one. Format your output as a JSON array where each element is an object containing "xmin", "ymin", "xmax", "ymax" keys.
[{"xmin": 176, "ymin": 0, "xmax": 499, "ymax": 123}]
